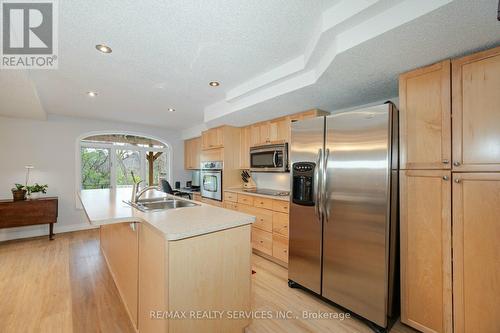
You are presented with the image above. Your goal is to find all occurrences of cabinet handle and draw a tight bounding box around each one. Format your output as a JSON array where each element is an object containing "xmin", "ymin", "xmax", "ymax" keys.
[
  {"xmin": 129, "ymin": 223, "xmax": 136, "ymax": 232},
  {"xmin": 442, "ymin": 176, "xmax": 449, "ymax": 181},
  {"xmin": 453, "ymin": 161, "xmax": 461, "ymax": 167},
  {"xmin": 442, "ymin": 159, "xmax": 449, "ymax": 164},
  {"xmin": 454, "ymin": 178, "xmax": 461, "ymax": 184}
]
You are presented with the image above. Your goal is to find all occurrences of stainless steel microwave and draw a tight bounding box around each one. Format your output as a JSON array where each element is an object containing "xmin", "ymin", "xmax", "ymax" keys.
[{"xmin": 250, "ymin": 143, "xmax": 288, "ymax": 172}]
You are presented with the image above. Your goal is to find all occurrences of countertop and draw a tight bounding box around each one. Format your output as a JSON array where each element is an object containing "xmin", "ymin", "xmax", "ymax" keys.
[
  {"xmin": 224, "ymin": 187, "xmax": 290, "ymax": 202},
  {"xmin": 79, "ymin": 188, "xmax": 254, "ymax": 241}
]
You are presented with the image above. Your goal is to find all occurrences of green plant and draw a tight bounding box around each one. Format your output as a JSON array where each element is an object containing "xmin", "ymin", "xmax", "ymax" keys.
[
  {"xmin": 12, "ymin": 183, "xmax": 26, "ymax": 191},
  {"xmin": 26, "ymin": 183, "xmax": 48, "ymax": 194}
]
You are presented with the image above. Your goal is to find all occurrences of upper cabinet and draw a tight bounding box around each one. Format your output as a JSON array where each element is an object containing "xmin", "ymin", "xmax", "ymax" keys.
[
  {"xmin": 201, "ymin": 127, "xmax": 224, "ymax": 150},
  {"xmin": 239, "ymin": 126, "xmax": 251, "ymax": 169},
  {"xmin": 399, "ymin": 60, "xmax": 451, "ymax": 170},
  {"xmin": 452, "ymin": 47, "xmax": 500, "ymax": 172},
  {"xmin": 184, "ymin": 137, "xmax": 201, "ymax": 170}
]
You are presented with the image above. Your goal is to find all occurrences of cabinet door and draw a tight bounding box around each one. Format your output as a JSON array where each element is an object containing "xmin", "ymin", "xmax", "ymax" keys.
[
  {"xmin": 400, "ymin": 170, "xmax": 452, "ymax": 333},
  {"xmin": 452, "ymin": 47, "xmax": 500, "ymax": 172},
  {"xmin": 138, "ymin": 223, "xmax": 167, "ymax": 333},
  {"xmin": 399, "ymin": 60, "xmax": 451, "ymax": 169},
  {"xmin": 453, "ymin": 173, "xmax": 500, "ymax": 333},
  {"xmin": 270, "ymin": 118, "xmax": 290, "ymax": 143},
  {"xmin": 250, "ymin": 125, "xmax": 261, "ymax": 147},
  {"xmin": 192, "ymin": 137, "xmax": 201, "ymax": 169},
  {"xmin": 100, "ymin": 222, "xmax": 139, "ymax": 329},
  {"xmin": 259, "ymin": 122, "xmax": 271, "ymax": 144},
  {"xmin": 184, "ymin": 137, "xmax": 201, "ymax": 169},
  {"xmin": 239, "ymin": 126, "xmax": 251, "ymax": 169}
]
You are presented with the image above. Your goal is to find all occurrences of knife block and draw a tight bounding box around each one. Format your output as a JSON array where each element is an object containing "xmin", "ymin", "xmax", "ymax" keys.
[{"xmin": 243, "ymin": 177, "xmax": 256, "ymax": 189}]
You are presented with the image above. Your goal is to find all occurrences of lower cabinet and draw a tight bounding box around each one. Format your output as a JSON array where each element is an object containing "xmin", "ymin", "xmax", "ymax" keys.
[
  {"xmin": 224, "ymin": 191, "xmax": 289, "ymax": 264},
  {"xmin": 400, "ymin": 170, "xmax": 452, "ymax": 333},
  {"xmin": 401, "ymin": 171, "xmax": 500, "ymax": 333},
  {"xmin": 103, "ymin": 222, "xmax": 252, "ymax": 333},
  {"xmin": 100, "ymin": 222, "xmax": 140, "ymax": 329},
  {"xmin": 452, "ymin": 173, "xmax": 500, "ymax": 333}
]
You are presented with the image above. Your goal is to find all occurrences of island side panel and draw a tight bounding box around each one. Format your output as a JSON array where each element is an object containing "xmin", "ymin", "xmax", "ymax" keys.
[
  {"xmin": 100, "ymin": 223, "xmax": 139, "ymax": 330},
  {"xmin": 168, "ymin": 225, "xmax": 252, "ymax": 333},
  {"xmin": 138, "ymin": 222, "xmax": 169, "ymax": 333}
]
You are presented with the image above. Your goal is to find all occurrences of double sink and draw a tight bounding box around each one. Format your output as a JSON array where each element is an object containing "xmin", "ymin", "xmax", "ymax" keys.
[{"xmin": 124, "ymin": 197, "xmax": 199, "ymax": 212}]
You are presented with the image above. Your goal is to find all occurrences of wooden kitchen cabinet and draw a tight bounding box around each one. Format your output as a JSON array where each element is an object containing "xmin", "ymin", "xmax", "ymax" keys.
[
  {"xmin": 452, "ymin": 46, "xmax": 500, "ymax": 172},
  {"xmin": 239, "ymin": 126, "xmax": 251, "ymax": 169},
  {"xmin": 452, "ymin": 173, "xmax": 500, "ymax": 333},
  {"xmin": 400, "ymin": 170, "xmax": 452, "ymax": 333},
  {"xmin": 201, "ymin": 126, "xmax": 223, "ymax": 150},
  {"xmin": 184, "ymin": 136, "xmax": 201, "ymax": 169},
  {"xmin": 100, "ymin": 222, "xmax": 140, "ymax": 329},
  {"xmin": 399, "ymin": 60, "xmax": 451, "ymax": 170},
  {"xmin": 269, "ymin": 118, "xmax": 290, "ymax": 143}
]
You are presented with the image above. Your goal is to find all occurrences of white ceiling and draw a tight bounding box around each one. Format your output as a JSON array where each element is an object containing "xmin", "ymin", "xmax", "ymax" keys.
[{"xmin": 1, "ymin": 0, "xmax": 499, "ymax": 135}]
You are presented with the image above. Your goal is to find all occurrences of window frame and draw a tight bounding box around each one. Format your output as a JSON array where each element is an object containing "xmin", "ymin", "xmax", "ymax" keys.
[{"xmin": 75, "ymin": 131, "xmax": 172, "ymax": 208}]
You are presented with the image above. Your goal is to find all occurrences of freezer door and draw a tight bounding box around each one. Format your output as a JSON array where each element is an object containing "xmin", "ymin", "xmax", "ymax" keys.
[
  {"xmin": 322, "ymin": 104, "xmax": 392, "ymax": 327},
  {"xmin": 288, "ymin": 116, "xmax": 325, "ymax": 294}
]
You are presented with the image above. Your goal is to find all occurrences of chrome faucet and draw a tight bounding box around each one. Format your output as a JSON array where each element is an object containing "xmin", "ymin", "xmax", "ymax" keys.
[{"xmin": 131, "ymin": 171, "xmax": 159, "ymax": 203}]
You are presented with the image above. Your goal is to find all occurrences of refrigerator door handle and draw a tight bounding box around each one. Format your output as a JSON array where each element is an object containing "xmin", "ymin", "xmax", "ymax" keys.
[
  {"xmin": 322, "ymin": 148, "xmax": 330, "ymax": 222},
  {"xmin": 314, "ymin": 148, "xmax": 323, "ymax": 221}
]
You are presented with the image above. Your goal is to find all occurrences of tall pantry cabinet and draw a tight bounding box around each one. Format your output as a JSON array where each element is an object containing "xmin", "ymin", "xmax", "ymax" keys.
[{"xmin": 399, "ymin": 46, "xmax": 500, "ymax": 333}]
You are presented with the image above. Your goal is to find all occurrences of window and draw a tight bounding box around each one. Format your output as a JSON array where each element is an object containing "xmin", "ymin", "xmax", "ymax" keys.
[{"xmin": 79, "ymin": 134, "xmax": 170, "ymax": 190}]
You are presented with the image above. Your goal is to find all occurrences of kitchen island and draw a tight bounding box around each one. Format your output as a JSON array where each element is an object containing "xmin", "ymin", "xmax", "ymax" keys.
[{"xmin": 79, "ymin": 188, "xmax": 255, "ymax": 333}]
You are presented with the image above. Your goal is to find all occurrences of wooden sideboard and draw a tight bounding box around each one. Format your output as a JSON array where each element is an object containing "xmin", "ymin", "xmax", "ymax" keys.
[{"xmin": 0, "ymin": 197, "xmax": 58, "ymax": 240}]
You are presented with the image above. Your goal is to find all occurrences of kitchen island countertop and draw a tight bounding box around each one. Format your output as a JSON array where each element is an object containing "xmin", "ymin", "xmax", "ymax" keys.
[{"xmin": 79, "ymin": 188, "xmax": 254, "ymax": 241}]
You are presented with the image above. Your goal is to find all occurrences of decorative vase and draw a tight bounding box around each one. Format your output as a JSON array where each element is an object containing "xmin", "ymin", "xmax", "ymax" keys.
[
  {"xmin": 12, "ymin": 189, "xmax": 27, "ymax": 201},
  {"xmin": 29, "ymin": 192, "xmax": 41, "ymax": 200}
]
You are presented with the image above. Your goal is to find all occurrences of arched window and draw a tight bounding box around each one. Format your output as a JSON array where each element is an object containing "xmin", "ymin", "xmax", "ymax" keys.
[{"xmin": 78, "ymin": 133, "xmax": 170, "ymax": 190}]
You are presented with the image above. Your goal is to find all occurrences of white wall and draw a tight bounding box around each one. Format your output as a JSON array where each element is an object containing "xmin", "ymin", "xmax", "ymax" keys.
[{"xmin": 0, "ymin": 115, "xmax": 189, "ymax": 241}]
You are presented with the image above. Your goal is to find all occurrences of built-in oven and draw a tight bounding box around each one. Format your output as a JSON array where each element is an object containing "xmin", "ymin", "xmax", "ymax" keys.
[
  {"xmin": 200, "ymin": 161, "xmax": 223, "ymax": 201},
  {"xmin": 250, "ymin": 143, "xmax": 288, "ymax": 172}
]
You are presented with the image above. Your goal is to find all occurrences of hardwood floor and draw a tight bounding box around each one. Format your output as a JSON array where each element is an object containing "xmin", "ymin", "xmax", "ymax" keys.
[{"xmin": 0, "ymin": 229, "xmax": 418, "ymax": 333}]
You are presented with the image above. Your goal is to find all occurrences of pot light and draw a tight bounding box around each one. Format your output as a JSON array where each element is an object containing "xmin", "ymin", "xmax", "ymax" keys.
[
  {"xmin": 208, "ymin": 81, "xmax": 220, "ymax": 87},
  {"xmin": 168, "ymin": 108, "xmax": 175, "ymax": 112},
  {"xmin": 87, "ymin": 91, "xmax": 98, "ymax": 97},
  {"xmin": 95, "ymin": 44, "xmax": 112, "ymax": 54}
]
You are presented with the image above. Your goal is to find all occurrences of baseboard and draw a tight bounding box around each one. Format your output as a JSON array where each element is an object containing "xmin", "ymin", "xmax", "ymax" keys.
[{"xmin": 0, "ymin": 223, "xmax": 99, "ymax": 242}]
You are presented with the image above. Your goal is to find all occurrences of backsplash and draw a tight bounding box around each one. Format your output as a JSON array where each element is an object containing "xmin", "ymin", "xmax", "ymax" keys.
[{"xmin": 250, "ymin": 172, "xmax": 290, "ymax": 191}]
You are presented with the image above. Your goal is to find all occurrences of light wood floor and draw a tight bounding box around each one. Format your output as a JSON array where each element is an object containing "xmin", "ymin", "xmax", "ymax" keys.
[{"xmin": 0, "ymin": 229, "xmax": 418, "ymax": 333}]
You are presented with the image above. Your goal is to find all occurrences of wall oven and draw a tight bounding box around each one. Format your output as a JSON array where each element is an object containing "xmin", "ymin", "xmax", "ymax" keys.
[
  {"xmin": 200, "ymin": 161, "xmax": 223, "ymax": 201},
  {"xmin": 250, "ymin": 143, "xmax": 288, "ymax": 172}
]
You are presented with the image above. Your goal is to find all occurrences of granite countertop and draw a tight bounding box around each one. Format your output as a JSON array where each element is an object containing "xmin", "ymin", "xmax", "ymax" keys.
[
  {"xmin": 78, "ymin": 188, "xmax": 254, "ymax": 241},
  {"xmin": 224, "ymin": 187, "xmax": 290, "ymax": 202}
]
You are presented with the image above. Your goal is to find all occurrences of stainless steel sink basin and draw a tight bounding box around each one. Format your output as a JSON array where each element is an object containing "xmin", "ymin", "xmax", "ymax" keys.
[{"xmin": 124, "ymin": 198, "xmax": 199, "ymax": 212}]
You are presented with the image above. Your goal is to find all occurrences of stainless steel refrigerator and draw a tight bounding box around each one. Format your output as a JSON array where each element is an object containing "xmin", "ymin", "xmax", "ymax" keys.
[{"xmin": 288, "ymin": 103, "xmax": 399, "ymax": 329}]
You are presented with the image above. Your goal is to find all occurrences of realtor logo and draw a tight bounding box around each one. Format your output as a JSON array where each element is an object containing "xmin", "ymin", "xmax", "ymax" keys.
[{"xmin": 1, "ymin": 0, "xmax": 58, "ymax": 69}]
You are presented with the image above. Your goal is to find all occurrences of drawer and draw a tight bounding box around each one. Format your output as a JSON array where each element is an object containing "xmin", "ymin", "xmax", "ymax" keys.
[
  {"xmin": 272, "ymin": 234, "xmax": 289, "ymax": 263},
  {"xmin": 253, "ymin": 197, "xmax": 273, "ymax": 210},
  {"xmin": 237, "ymin": 194, "xmax": 254, "ymax": 206},
  {"xmin": 273, "ymin": 200, "xmax": 289, "ymax": 213},
  {"xmin": 272, "ymin": 212, "xmax": 289, "ymax": 237},
  {"xmin": 223, "ymin": 202, "xmax": 238, "ymax": 210},
  {"xmin": 201, "ymin": 197, "xmax": 223, "ymax": 207},
  {"xmin": 238, "ymin": 205, "xmax": 272, "ymax": 232},
  {"xmin": 251, "ymin": 228, "xmax": 272, "ymax": 256},
  {"xmin": 224, "ymin": 191, "xmax": 238, "ymax": 202}
]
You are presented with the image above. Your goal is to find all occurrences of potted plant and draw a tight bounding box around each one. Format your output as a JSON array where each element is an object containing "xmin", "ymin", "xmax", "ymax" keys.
[
  {"xmin": 11, "ymin": 183, "xmax": 27, "ymax": 201},
  {"xmin": 27, "ymin": 183, "xmax": 48, "ymax": 200}
]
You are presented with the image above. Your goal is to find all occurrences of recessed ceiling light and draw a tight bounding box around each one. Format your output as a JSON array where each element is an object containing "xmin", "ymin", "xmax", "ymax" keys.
[
  {"xmin": 95, "ymin": 44, "xmax": 112, "ymax": 54},
  {"xmin": 87, "ymin": 91, "xmax": 98, "ymax": 97},
  {"xmin": 168, "ymin": 108, "xmax": 175, "ymax": 112},
  {"xmin": 209, "ymin": 81, "xmax": 220, "ymax": 87}
]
